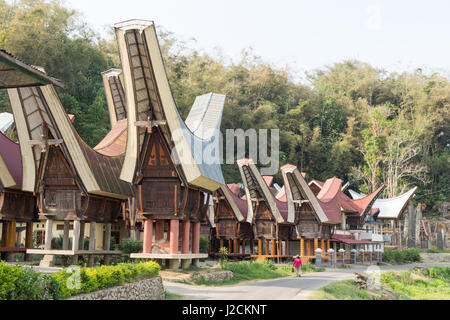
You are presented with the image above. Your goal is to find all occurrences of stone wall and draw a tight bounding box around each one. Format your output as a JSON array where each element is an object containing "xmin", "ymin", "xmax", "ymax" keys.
[
  {"xmin": 420, "ymin": 253, "xmax": 450, "ymax": 263},
  {"xmin": 67, "ymin": 276, "xmax": 165, "ymax": 300},
  {"xmin": 190, "ymin": 271, "xmax": 234, "ymax": 282}
]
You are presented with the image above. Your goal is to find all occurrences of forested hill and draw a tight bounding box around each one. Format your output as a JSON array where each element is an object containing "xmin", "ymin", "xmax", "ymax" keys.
[{"xmin": 0, "ymin": 0, "xmax": 448, "ymax": 214}]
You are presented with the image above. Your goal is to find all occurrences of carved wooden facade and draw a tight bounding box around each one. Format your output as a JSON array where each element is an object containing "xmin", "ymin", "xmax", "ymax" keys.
[{"xmin": 135, "ymin": 128, "xmax": 208, "ymax": 224}]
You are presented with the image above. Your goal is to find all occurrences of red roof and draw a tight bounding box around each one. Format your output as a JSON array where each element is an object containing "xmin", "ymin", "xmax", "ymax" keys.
[
  {"xmin": 276, "ymin": 186, "xmax": 286, "ymax": 201},
  {"xmin": 317, "ymin": 178, "xmax": 385, "ymax": 224},
  {"xmin": 226, "ymin": 185, "xmax": 248, "ymax": 219},
  {"xmin": 94, "ymin": 119, "xmax": 127, "ymax": 156},
  {"xmin": 332, "ymin": 233, "xmax": 378, "ymax": 244},
  {"xmin": 0, "ymin": 132, "xmax": 22, "ymax": 187},
  {"xmin": 263, "ymin": 176, "xmax": 274, "ymax": 187}
]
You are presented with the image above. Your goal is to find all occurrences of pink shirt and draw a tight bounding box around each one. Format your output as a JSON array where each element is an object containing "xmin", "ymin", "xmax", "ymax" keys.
[{"xmin": 293, "ymin": 258, "xmax": 303, "ymax": 268}]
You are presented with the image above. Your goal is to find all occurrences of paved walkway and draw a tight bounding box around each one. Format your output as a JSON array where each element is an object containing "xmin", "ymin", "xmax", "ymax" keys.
[{"xmin": 163, "ymin": 263, "xmax": 450, "ymax": 300}]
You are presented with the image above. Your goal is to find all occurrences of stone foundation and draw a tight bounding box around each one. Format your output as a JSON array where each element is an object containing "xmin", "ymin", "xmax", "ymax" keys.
[
  {"xmin": 67, "ymin": 276, "xmax": 165, "ymax": 300},
  {"xmin": 420, "ymin": 253, "xmax": 450, "ymax": 263},
  {"xmin": 190, "ymin": 271, "xmax": 234, "ymax": 282}
]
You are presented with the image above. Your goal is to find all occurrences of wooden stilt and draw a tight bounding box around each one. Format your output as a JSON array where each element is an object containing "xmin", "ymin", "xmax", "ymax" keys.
[
  {"xmin": 169, "ymin": 220, "xmax": 179, "ymax": 254},
  {"xmin": 87, "ymin": 222, "xmax": 97, "ymax": 267},
  {"xmin": 104, "ymin": 223, "xmax": 112, "ymax": 265},
  {"xmin": 258, "ymin": 239, "xmax": 263, "ymax": 256},
  {"xmin": 306, "ymin": 239, "xmax": 311, "ymax": 257},
  {"xmin": 300, "ymin": 238, "xmax": 305, "ymax": 257}
]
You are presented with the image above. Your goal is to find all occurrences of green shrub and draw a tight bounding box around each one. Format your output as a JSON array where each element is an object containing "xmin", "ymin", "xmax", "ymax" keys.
[
  {"xmin": 383, "ymin": 248, "xmax": 421, "ymax": 264},
  {"xmin": 51, "ymin": 261, "xmax": 160, "ymax": 299},
  {"xmin": 0, "ymin": 261, "xmax": 160, "ymax": 300},
  {"xmin": 0, "ymin": 262, "xmax": 59, "ymax": 300},
  {"xmin": 200, "ymin": 236, "xmax": 209, "ymax": 254},
  {"xmin": 114, "ymin": 239, "xmax": 143, "ymax": 262}
]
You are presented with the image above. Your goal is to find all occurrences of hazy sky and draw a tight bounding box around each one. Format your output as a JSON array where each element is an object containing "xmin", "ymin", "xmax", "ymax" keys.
[{"xmin": 64, "ymin": 0, "xmax": 450, "ymax": 81}]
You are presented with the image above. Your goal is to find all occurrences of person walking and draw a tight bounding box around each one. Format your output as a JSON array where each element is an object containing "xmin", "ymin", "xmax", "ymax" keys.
[{"xmin": 293, "ymin": 255, "xmax": 303, "ymax": 277}]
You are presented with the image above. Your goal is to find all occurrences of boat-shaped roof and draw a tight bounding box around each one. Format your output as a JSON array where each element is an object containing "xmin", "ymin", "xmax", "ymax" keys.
[
  {"xmin": 349, "ymin": 187, "xmax": 417, "ymax": 219},
  {"xmin": 0, "ymin": 50, "xmax": 63, "ymax": 89},
  {"xmin": 115, "ymin": 20, "xmax": 225, "ymax": 192},
  {"xmin": 317, "ymin": 178, "xmax": 386, "ymax": 224}
]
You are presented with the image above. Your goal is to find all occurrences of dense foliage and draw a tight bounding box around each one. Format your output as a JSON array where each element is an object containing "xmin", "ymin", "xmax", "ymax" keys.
[
  {"xmin": 0, "ymin": 261, "xmax": 160, "ymax": 300},
  {"xmin": 313, "ymin": 267, "xmax": 450, "ymax": 300},
  {"xmin": 382, "ymin": 248, "xmax": 422, "ymax": 264},
  {"xmin": 0, "ymin": 0, "xmax": 448, "ymax": 213},
  {"xmin": 0, "ymin": 262, "xmax": 60, "ymax": 300}
]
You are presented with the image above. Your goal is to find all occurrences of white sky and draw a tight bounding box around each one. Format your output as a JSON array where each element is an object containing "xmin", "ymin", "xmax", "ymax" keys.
[{"xmin": 64, "ymin": 0, "xmax": 450, "ymax": 81}]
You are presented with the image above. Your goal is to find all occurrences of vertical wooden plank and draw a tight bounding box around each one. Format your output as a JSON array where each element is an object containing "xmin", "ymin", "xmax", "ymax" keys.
[
  {"xmin": 258, "ymin": 239, "xmax": 262, "ymax": 256},
  {"xmin": 300, "ymin": 238, "xmax": 305, "ymax": 257},
  {"xmin": 286, "ymin": 240, "xmax": 290, "ymax": 256},
  {"xmin": 327, "ymin": 240, "xmax": 331, "ymax": 256},
  {"xmin": 25, "ymin": 222, "xmax": 33, "ymax": 249},
  {"xmin": 271, "ymin": 240, "xmax": 276, "ymax": 256},
  {"xmin": 314, "ymin": 238, "xmax": 319, "ymax": 254},
  {"xmin": 321, "ymin": 239, "xmax": 325, "ymax": 256},
  {"xmin": 1, "ymin": 222, "xmax": 7, "ymax": 247},
  {"xmin": 265, "ymin": 240, "xmax": 269, "ymax": 255},
  {"xmin": 306, "ymin": 239, "xmax": 310, "ymax": 257}
]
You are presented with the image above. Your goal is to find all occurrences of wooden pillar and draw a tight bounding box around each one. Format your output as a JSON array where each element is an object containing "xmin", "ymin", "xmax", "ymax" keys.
[
  {"xmin": 87, "ymin": 222, "xmax": 97, "ymax": 267},
  {"xmin": 104, "ymin": 223, "xmax": 112, "ymax": 265},
  {"xmin": 278, "ymin": 240, "xmax": 282, "ymax": 257},
  {"xmin": 314, "ymin": 238, "xmax": 319, "ymax": 255},
  {"xmin": 250, "ymin": 240, "xmax": 254, "ymax": 254},
  {"xmin": 71, "ymin": 220, "xmax": 81, "ymax": 264},
  {"xmin": 300, "ymin": 238, "xmax": 305, "ymax": 257},
  {"xmin": 327, "ymin": 240, "xmax": 331, "ymax": 256},
  {"xmin": 228, "ymin": 239, "xmax": 232, "ymax": 254},
  {"xmin": 24, "ymin": 222, "xmax": 34, "ymax": 262},
  {"xmin": 44, "ymin": 219, "xmax": 53, "ymax": 251},
  {"xmin": 306, "ymin": 239, "xmax": 311, "ymax": 257},
  {"xmin": 192, "ymin": 222, "xmax": 201, "ymax": 254},
  {"xmin": 181, "ymin": 221, "xmax": 191, "ymax": 254},
  {"xmin": 169, "ymin": 220, "xmax": 179, "ymax": 254},
  {"xmin": 155, "ymin": 220, "xmax": 165, "ymax": 241},
  {"xmin": 258, "ymin": 239, "xmax": 263, "ymax": 256},
  {"xmin": 321, "ymin": 239, "xmax": 325, "ymax": 256},
  {"xmin": 233, "ymin": 239, "xmax": 239, "ymax": 254},
  {"xmin": 271, "ymin": 240, "xmax": 276, "ymax": 256},
  {"xmin": 5, "ymin": 221, "xmax": 16, "ymax": 248},
  {"xmin": 143, "ymin": 220, "xmax": 153, "ymax": 254},
  {"xmin": 60, "ymin": 221, "xmax": 70, "ymax": 266},
  {"xmin": 265, "ymin": 240, "xmax": 269, "ymax": 255},
  {"xmin": 286, "ymin": 240, "xmax": 289, "ymax": 256},
  {"xmin": 1, "ymin": 222, "xmax": 7, "ymax": 247},
  {"xmin": 219, "ymin": 239, "xmax": 224, "ymax": 249},
  {"xmin": 78, "ymin": 221, "xmax": 85, "ymax": 250}
]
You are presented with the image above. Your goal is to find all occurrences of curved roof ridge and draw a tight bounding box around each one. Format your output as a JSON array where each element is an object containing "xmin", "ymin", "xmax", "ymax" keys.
[
  {"xmin": 317, "ymin": 178, "xmax": 343, "ymax": 203},
  {"xmin": 94, "ymin": 119, "xmax": 128, "ymax": 157}
]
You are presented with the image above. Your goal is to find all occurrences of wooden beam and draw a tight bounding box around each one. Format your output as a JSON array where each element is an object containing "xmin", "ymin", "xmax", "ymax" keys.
[
  {"xmin": 258, "ymin": 239, "xmax": 262, "ymax": 256},
  {"xmin": 300, "ymin": 238, "xmax": 305, "ymax": 257}
]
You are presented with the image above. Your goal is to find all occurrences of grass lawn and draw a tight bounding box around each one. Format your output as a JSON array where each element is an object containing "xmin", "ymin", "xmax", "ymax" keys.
[
  {"xmin": 164, "ymin": 291, "xmax": 184, "ymax": 300},
  {"xmin": 311, "ymin": 267, "xmax": 450, "ymax": 300}
]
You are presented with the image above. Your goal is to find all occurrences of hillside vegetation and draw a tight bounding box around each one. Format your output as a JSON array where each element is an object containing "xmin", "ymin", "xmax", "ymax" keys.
[{"xmin": 0, "ymin": 0, "xmax": 448, "ymax": 214}]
